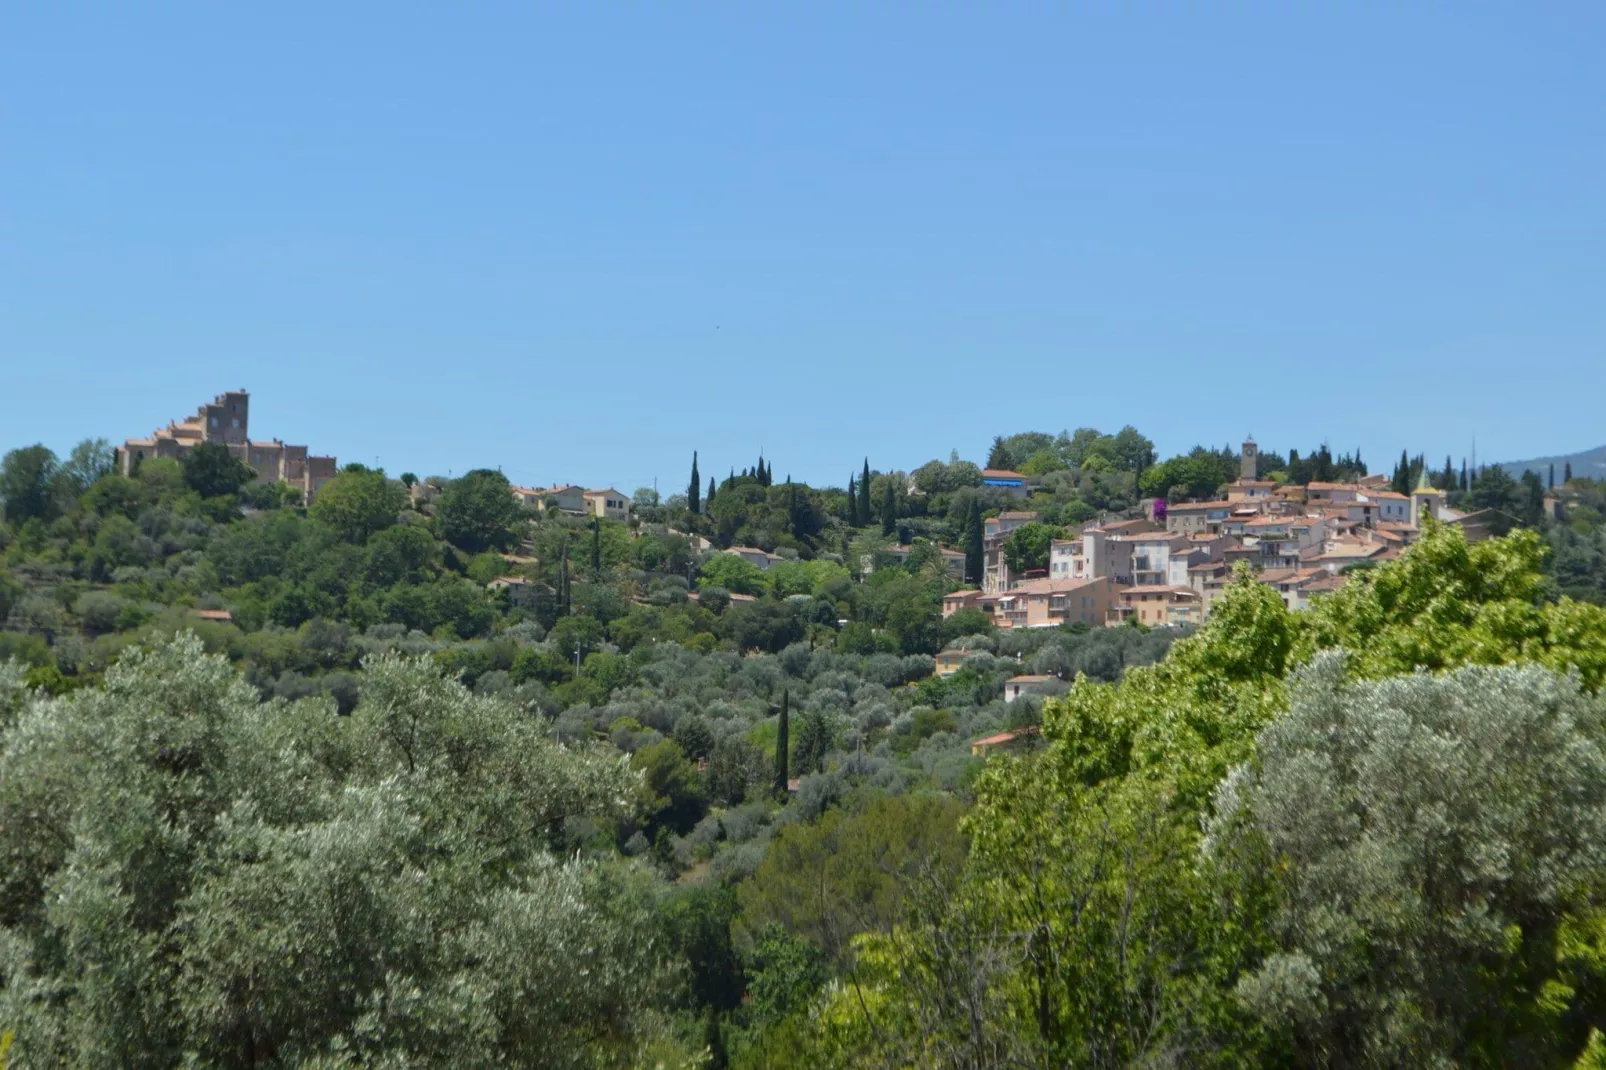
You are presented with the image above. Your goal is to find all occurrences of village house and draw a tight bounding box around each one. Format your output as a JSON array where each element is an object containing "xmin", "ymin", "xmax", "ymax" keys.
[
  {"xmin": 725, "ymin": 546, "xmax": 785, "ymax": 571},
  {"xmin": 511, "ymin": 486, "xmax": 546, "ymax": 509},
  {"xmin": 983, "ymin": 511, "xmax": 1039, "ymax": 593},
  {"xmin": 583, "ymin": 488, "xmax": 632, "ymax": 522},
  {"xmin": 1002, "ymin": 675, "xmax": 1056, "ymax": 702},
  {"xmin": 873, "ymin": 542, "xmax": 967, "ymax": 577},
  {"xmin": 970, "ymin": 726, "xmax": 1039, "ymax": 758},
  {"xmin": 981, "ymin": 469, "xmax": 1032, "ymax": 499},
  {"xmin": 989, "ymin": 576, "xmax": 1116, "ymax": 629},
  {"xmin": 1109, "ymin": 585, "xmax": 1203, "ymax": 627}
]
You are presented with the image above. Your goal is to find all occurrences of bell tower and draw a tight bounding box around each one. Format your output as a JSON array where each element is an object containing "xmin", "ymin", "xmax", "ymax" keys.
[{"xmin": 1241, "ymin": 436, "xmax": 1258, "ymax": 482}]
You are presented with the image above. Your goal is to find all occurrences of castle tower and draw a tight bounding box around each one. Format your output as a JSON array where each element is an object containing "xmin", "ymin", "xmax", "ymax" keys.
[{"xmin": 1241, "ymin": 437, "xmax": 1258, "ymax": 482}]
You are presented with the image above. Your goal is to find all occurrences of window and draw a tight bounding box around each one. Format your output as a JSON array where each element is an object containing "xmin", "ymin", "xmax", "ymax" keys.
[{"xmin": 231, "ymin": 418, "xmax": 239, "ymax": 429}]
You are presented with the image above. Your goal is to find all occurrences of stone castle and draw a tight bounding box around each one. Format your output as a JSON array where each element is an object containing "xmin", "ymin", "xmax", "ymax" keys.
[{"xmin": 116, "ymin": 390, "xmax": 337, "ymax": 500}]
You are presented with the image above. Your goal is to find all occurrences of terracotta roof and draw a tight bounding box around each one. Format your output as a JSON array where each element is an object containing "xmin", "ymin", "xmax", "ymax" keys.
[
  {"xmin": 191, "ymin": 608, "xmax": 233, "ymax": 622},
  {"xmin": 982, "ymin": 469, "xmax": 1028, "ymax": 479},
  {"xmin": 971, "ymin": 727, "xmax": 1040, "ymax": 749},
  {"xmin": 1006, "ymin": 675, "xmax": 1055, "ymax": 684},
  {"xmin": 583, "ymin": 487, "xmax": 626, "ymax": 498},
  {"xmin": 995, "ymin": 510, "xmax": 1039, "ymax": 520}
]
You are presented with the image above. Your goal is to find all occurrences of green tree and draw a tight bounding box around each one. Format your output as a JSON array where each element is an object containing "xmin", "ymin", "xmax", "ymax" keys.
[
  {"xmin": 736, "ymin": 794, "xmax": 968, "ymax": 964},
  {"xmin": 436, "ymin": 468, "xmax": 522, "ymax": 553},
  {"xmin": 1002, "ymin": 520, "xmax": 1059, "ymax": 574},
  {"xmin": 964, "ymin": 499, "xmax": 984, "ymax": 586},
  {"xmin": 183, "ymin": 441, "xmax": 254, "ymax": 498},
  {"xmin": 880, "ymin": 480, "xmax": 897, "ymax": 536},
  {"xmin": 310, "ymin": 467, "xmax": 405, "ymax": 543},
  {"xmin": 0, "ymin": 635, "xmax": 671, "ymax": 1066},
  {"xmin": 1212, "ymin": 655, "xmax": 1606, "ymax": 1066},
  {"xmin": 859, "ymin": 459, "xmax": 872, "ymax": 527},
  {"xmin": 57, "ymin": 438, "xmax": 115, "ymax": 497},
  {"xmin": 773, "ymin": 690, "xmax": 790, "ymax": 798},
  {"xmin": 0, "ymin": 445, "xmax": 60, "ymax": 523},
  {"xmin": 698, "ymin": 553, "xmax": 767, "ymax": 596},
  {"xmin": 689, "ymin": 451, "xmax": 701, "ymax": 513},
  {"xmin": 633, "ymin": 738, "xmax": 708, "ymax": 837}
]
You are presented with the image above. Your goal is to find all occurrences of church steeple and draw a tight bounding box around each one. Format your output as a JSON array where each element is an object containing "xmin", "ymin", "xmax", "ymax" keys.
[{"xmin": 1411, "ymin": 465, "xmax": 1443, "ymax": 529}]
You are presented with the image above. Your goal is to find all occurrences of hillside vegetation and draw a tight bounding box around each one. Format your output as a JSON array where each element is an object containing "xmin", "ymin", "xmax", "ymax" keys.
[{"xmin": 2, "ymin": 432, "xmax": 1606, "ymax": 1065}]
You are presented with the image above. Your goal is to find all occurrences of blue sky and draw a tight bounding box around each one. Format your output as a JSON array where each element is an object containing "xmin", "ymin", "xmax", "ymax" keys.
[{"xmin": 3, "ymin": 2, "xmax": 1603, "ymax": 492}]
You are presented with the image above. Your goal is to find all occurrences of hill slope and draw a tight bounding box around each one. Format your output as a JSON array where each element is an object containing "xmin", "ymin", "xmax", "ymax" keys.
[{"xmin": 1500, "ymin": 443, "xmax": 1606, "ymax": 481}]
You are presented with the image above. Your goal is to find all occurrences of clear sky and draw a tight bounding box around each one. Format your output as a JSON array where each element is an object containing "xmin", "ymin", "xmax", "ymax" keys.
[{"xmin": 4, "ymin": 2, "xmax": 1603, "ymax": 492}]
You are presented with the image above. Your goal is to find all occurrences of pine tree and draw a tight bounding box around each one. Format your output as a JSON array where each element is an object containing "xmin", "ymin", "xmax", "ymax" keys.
[
  {"xmin": 846, "ymin": 476, "xmax": 858, "ymax": 525},
  {"xmin": 881, "ymin": 480, "xmax": 896, "ymax": 537},
  {"xmin": 965, "ymin": 499, "xmax": 984, "ymax": 585},
  {"xmin": 688, "ymin": 452, "xmax": 700, "ymax": 513},
  {"xmin": 859, "ymin": 460, "xmax": 873, "ymax": 526},
  {"xmin": 773, "ymin": 690, "xmax": 790, "ymax": 798},
  {"xmin": 987, "ymin": 436, "xmax": 1013, "ymax": 470}
]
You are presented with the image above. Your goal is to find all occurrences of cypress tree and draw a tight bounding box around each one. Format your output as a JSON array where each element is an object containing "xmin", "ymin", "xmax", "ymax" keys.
[
  {"xmin": 591, "ymin": 518, "xmax": 601, "ymax": 576},
  {"xmin": 881, "ymin": 480, "xmax": 896, "ymax": 536},
  {"xmin": 773, "ymin": 690, "xmax": 790, "ymax": 798},
  {"xmin": 688, "ymin": 452, "xmax": 700, "ymax": 513},
  {"xmin": 707, "ymin": 476, "xmax": 717, "ymax": 508},
  {"xmin": 1460, "ymin": 459, "xmax": 1469, "ymax": 492},
  {"xmin": 859, "ymin": 459, "xmax": 872, "ymax": 526},
  {"xmin": 785, "ymin": 477, "xmax": 797, "ymax": 535},
  {"xmin": 965, "ymin": 499, "xmax": 984, "ymax": 585},
  {"xmin": 1392, "ymin": 449, "xmax": 1411, "ymax": 495},
  {"xmin": 1440, "ymin": 455, "xmax": 1455, "ymax": 491},
  {"xmin": 1549, "ymin": 463, "xmax": 1556, "ymax": 490},
  {"xmin": 1565, "ymin": 462, "xmax": 1573, "ymax": 484},
  {"xmin": 846, "ymin": 476, "xmax": 858, "ymax": 524}
]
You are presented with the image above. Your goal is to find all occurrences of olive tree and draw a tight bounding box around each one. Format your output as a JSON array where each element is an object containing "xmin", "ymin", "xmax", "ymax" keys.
[
  {"xmin": 1211, "ymin": 654, "xmax": 1606, "ymax": 1067},
  {"xmin": 0, "ymin": 634, "xmax": 674, "ymax": 1066}
]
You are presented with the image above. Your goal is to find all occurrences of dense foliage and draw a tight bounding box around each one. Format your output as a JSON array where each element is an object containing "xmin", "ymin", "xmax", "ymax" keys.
[{"xmin": 3, "ymin": 431, "xmax": 1606, "ymax": 1065}]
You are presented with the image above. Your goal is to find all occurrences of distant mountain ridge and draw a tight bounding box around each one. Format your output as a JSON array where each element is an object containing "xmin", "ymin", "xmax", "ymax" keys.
[{"xmin": 1499, "ymin": 444, "xmax": 1606, "ymax": 481}]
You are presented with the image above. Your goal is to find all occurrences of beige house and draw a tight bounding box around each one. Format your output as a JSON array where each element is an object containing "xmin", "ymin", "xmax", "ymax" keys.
[
  {"xmin": 583, "ymin": 488, "xmax": 632, "ymax": 521},
  {"xmin": 726, "ymin": 546, "xmax": 785, "ymax": 571},
  {"xmin": 991, "ymin": 576, "xmax": 1115, "ymax": 629},
  {"xmin": 1002, "ymin": 675, "xmax": 1055, "ymax": 702},
  {"xmin": 1110, "ymin": 585, "xmax": 1202, "ymax": 627},
  {"xmin": 543, "ymin": 485, "xmax": 587, "ymax": 514}
]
